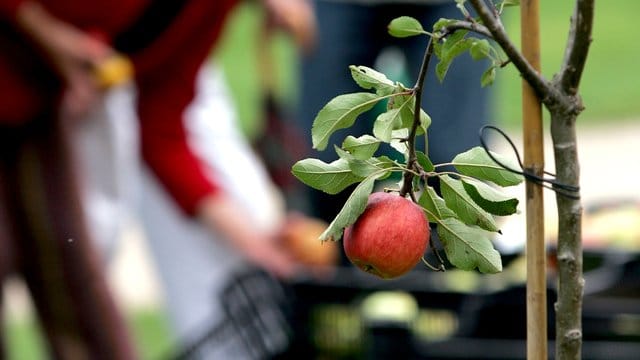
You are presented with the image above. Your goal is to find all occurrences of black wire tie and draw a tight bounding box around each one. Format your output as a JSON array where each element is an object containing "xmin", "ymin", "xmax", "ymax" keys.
[{"xmin": 479, "ymin": 125, "xmax": 580, "ymax": 200}]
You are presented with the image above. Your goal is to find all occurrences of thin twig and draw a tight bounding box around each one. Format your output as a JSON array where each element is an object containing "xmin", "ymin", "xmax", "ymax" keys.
[
  {"xmin": 400, "ymin": 37, "xmax": 435, "ymax": 198},
  {"xmin": 468, "ymin": 0, "xmax": 571, "ymax": 112},
  {"xmin": 557, "ymin": 0, "xmax": 595, "ymax": 96},
  {"xmin": 440, "ymin": 20, "xmax": 493, "ymax": 38}
]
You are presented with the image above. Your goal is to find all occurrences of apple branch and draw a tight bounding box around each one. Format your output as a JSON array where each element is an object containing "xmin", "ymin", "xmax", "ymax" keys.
[
  {"xmin": 399, "ymin": 37, "xmax": 435, "ymax": 200},
  {"xmin": 468, "ymin": 0, "xmax": 574, "ymax": 112},
  {"xmin": 557, "ymin": 0, "xmax": 595, "ymax": 96},
  {"xmin": 439, "ymin": 20, "xmax": 493, "ymax": 38}
]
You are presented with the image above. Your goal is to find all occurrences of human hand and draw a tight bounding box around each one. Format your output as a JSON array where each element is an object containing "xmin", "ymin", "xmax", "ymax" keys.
[
  {"xmin": 262, "ymin": 0, "xmax": 317, "ymax": 53},
  {"xmin": 239, "ymin": 232, "xmax": 300, "ymax": 279},
  {"xmin": 278, "ymin": 212, "xmax": 339, "ymax": 279},
  {"xmin": 197, "ymin": 194, "xmax": 299, "ymax": 279},
  {"xmin": 15, "ymin": 1, "xmax": 117, "ymax": 118}
]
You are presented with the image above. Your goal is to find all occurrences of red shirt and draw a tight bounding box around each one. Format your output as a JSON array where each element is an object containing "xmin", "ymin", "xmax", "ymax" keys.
[
  {"xmin": 0, "ymin": 0, "xmax": 148, "ymax": 34},
  {"xmin": 132, "ymin": 0, "xmax": 238, "ymax": 215},
  {"xmin": 0, "ymin": 0, "xmax": 239, "ymax": 216},
  {"xmin": 0, "ymin": 0, "xmax": 148, "ymax": 123}
]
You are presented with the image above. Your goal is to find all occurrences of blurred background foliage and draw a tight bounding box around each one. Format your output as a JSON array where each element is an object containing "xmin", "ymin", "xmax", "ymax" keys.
[{"xmin": 217, "ymin": 1, "xmax": 640, "ymax": 139}]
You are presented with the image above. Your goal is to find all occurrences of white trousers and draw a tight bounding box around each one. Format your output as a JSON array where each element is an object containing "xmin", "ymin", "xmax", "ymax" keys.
[{"xmin": 72, "ymin": 82, "xmax": 140, "ymax": 260}]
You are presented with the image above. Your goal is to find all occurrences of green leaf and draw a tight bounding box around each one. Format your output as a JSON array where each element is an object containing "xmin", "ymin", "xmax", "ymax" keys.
[
  {"xmin": 481, "ymin": 65, "xmax": 497, "ymax": 87},
  {"xmin": 501, "ymin": 0, "xmax": 520, "ymax": 7},
  {"xmin": 387, "ymin": 94, "xmax": 431, "ymax": 134},
  {"xmin": 452, "ymin": 147, "xmax": 524, "ymax": 186},
  {"xmin": 350, "ymin": 156, "xmax": 396, "ymax": 179},
  {"xmin": 320, "ymin": 173, "xmax": 381, "ymax": 241},
  {"xmin": 418, "ymin": 109, "xmax": 432, "ymax": 132},
  {"xmin": 419, "ymin": 186, "xmax": 456, "ymax": 221},
  {"xmin": 396, "ymin": 96, "xmax": 431, "ymax": 132},
  {"xmin": 388, "ymin": 94, "xmax": 415, "ymax": 126},
  {"xmin": 470, "ymin": 39, "xmax": 492, "ymax": 60},
  {"xmin": 334, "ymin": 146, "xmax": 395, "ymax": 179},
  {"xmin": 292, "ymin": 158, "xmax": 363, "ymax": 194},
  {"xmin": 437, "ymin": 217, "xmax": 503, "ymax": 273},
  {"xmin": 436, "ymin": 32, "xmax": 473, "ymax": 82},
  {"xmin": 312, "ymin": 92, "xmax": 382, "ymax": 150},
  {"xmin": 349, "ymin": 65, "xmax": 396, "ymax": 95},
  {"xmin": 342, "ymin": 135, "xmax": 381, "ymax": 160},
  {"xmin": 442, "ymin": 30, "xmax": 467, "ymax": 50},
  {"xmin": 416, "ymin": 151, "xmax": 434, "ymax": 172},
  {"xmin": 334, "ymin": 144, "xmax": 352, "ymax": 160},
  {"xmin": 435, "ymin": 29, "xmax": 466, "ymax": 60},
  {"xmin": 440, "ymin": 175, "xmax": 500, "ymax": 232},
  {"xmin": 389, "ymin": 128, "xmax": 409, "ymax": 158},
  {"xmin": 373, "ymin": 108, "xmax": 403, "ymax": 142},
  {"xmin": 433, "ymin": 18, "xmax": 458, "ymax": 33},
  {"xmin": 462, "ymin": 178, "xmax": 519, "ymax": 216},
  {"xmin": 388, "ymin": 16, "xmax": 426, "ymax": 38}
]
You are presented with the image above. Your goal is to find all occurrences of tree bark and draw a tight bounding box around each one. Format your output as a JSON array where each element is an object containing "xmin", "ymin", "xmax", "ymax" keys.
[
  {"xmin": 552, "ymin": 1, "xmax": 592, "ymax": 358},
  {"xmin": 467, "ymin": 1, "xmax": 593, "ymax": 359},
  {"xmin": 550, "ymin": 110, "xmax": 584, "ymax": 360}
]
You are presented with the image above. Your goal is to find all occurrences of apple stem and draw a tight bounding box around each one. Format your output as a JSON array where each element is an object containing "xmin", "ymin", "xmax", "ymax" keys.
[
  {"xmin": 420, "ymin": 232, "xmax": 447, "ymax": 272},
  {"xmin": 430, "ymin": 239, "xmax": 447, "ymax": 271},
  {"xmin": 421, "ymin": 256, "xmax": 444, "ymax": 272}
]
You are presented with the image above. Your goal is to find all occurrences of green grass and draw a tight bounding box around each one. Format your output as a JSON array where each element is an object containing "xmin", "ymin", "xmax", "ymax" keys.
[
  {"xmin": 4, "ymin": 318, "xmax": 46, "ymax": 360},
  {"xmin": 5, "ymin": 309, "xmax": 175, "ymax": 360},
  {"xmin": 494, "ymin": 1, "xmax": 640, "ymax": 127},
  {"xmin": 127, "ymin": 309, "xmax": 175, "ymax": 360},
  {"xmin": 217, "ymin": 1, "xmax": 640, "ymax": 135}
]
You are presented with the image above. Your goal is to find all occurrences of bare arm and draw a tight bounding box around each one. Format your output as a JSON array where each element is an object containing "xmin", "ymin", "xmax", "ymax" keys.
[
  {"xmin": 262, "ymin": 0, "xmax": 317, "ymax": 52},
  {"xmin": 15, "ymin": 1, "xmax": 114, "ymax": 117},
  {"xmin": 196, "ymin": 193, "xmax": 298, "ymax": 278}
]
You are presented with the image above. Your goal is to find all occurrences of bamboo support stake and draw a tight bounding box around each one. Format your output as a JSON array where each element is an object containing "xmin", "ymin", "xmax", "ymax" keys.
[{"xmin": 520, "ymin": 0, "xmax": 547, "ymax": 359}]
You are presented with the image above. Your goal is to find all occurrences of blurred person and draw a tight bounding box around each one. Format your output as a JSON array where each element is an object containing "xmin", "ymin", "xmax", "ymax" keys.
[
  {"xmin": 123, "ymin": 0, "xmax": 307, "ymax": 283},
  {"xmin": 0, "ymin": 1, "xmax": 144, "ymax": 358},
  {"xmin": 299, "ymin": 0, "xmax": 493, "ymax": 222},
  {"xmin": 93, "ymin": 0, "xmax": 318, "ymax": 357},
  {"xmin": 0, "ymin": 1, "xmax": 314, "ymax": 357},
  {"xmin": 139, "ymin": 62, "xmax": 295, "ymax": 358}
]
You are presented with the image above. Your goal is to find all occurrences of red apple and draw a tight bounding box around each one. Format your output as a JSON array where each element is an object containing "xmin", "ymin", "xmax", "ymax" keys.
[{"xmin": 343, "ymin": 192, "xmax": 430, "ymax": 279}]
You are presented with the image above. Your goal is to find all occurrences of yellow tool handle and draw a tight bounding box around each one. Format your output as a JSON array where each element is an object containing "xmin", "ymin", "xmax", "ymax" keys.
[{"xmin": 93, "ymin": 54, "xmax": 133, "ymax": 89}]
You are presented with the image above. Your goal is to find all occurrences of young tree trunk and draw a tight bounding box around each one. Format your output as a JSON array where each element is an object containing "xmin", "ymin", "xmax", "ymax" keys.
[
  {"xmin": 467, "ymin": 1, "xmax": 593, "ymax": 358},
  {"xmin": 550, "ymin": 110, "xmax": 583, "ymax": 360}
]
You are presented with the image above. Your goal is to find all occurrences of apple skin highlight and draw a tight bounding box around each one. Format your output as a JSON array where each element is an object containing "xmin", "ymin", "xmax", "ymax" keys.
[{"xmin": 343, "ymin": 192, "xmax": 430, "ymax": 279}]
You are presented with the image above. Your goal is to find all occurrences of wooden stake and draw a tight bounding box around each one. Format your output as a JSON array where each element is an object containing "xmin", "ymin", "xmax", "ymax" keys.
[{"xmin": 520, "ymin": 1, "xmax": 547, "ymax": 359}]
